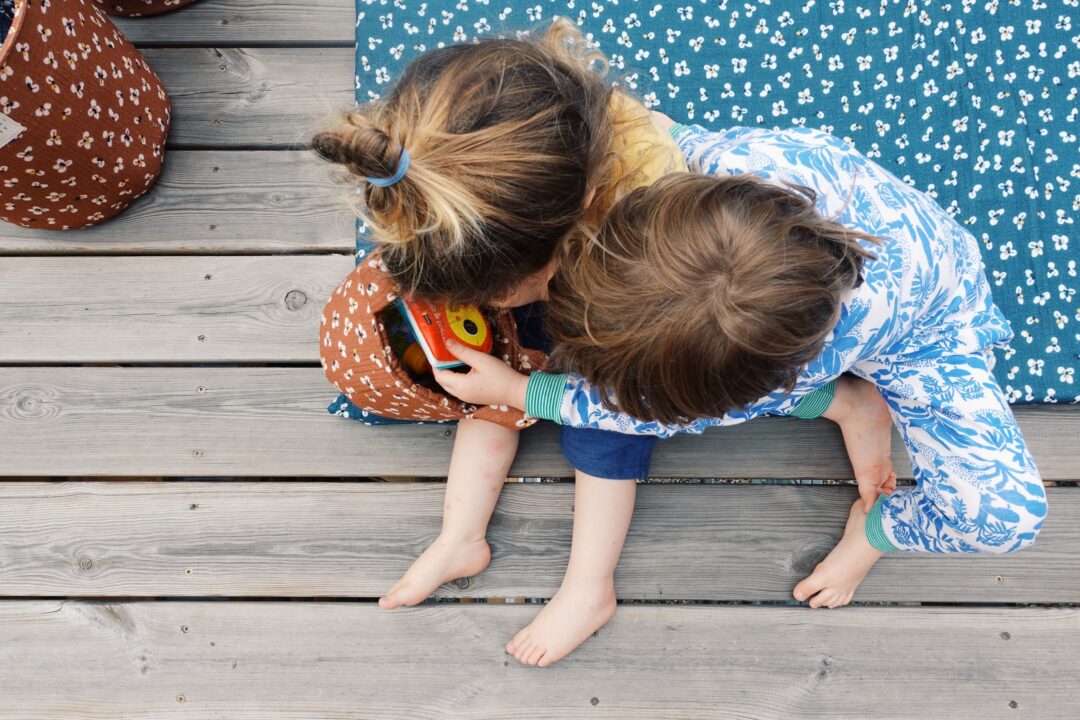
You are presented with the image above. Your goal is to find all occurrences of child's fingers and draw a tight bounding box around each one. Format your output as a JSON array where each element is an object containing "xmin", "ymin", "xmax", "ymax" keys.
[
  {"xmin": 858, "ymin": 483, "xmax": 878, "ymax": 514},
  {"xmin": 432, "ymin": 367, "xmax": 462, "ymax": 394},
  {"xmin": 445, "ymin": 338, "xmax": 488, "ymax": 367},
  {"xmin": 883, "ymin": 471, "xmax": 898, "ymax": 494}
]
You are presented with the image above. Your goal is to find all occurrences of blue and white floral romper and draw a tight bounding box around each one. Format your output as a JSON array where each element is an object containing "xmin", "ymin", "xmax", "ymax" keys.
[{"xmin": 546, "ymin": 124, "xmax": 1047, "ymax": 554}]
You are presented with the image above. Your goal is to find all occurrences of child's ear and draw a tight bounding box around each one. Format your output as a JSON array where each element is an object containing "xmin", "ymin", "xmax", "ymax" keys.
[
  {"xmin": 583, "ymin": 186, "xmax": 597, "ymax": 209},
  {"xmin": 542, "ymin": 255, "xmax": 560, "ymax": 283}
]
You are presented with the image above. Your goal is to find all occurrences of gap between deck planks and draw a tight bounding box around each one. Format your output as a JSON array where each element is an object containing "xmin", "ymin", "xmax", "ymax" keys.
[
  {"xmin": 1, "ymin": 367, "xmax": 1078, "ymax": 479},
  {"xmin": 0, "ymin": 482, "xmax": 1076, "ymax": 603},
  {"xmin": 1, "ymin": 601, "xmax": 1077, "ymax": 720}
]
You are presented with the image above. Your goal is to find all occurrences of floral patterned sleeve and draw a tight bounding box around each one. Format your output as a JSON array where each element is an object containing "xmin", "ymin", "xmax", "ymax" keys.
[{"xmin": 551, "ymin": 372, "xmax": 811, "ymax": 439}]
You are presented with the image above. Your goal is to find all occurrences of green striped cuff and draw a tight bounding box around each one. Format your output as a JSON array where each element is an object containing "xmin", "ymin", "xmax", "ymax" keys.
[
  {"xmin": 668, "ymin": 123, "xmax": 690, "ymax": 142},
  {"xmin": 865, "ymin": 495, "xmax": 899, "ymax": 552},
  {"xmin": 525, "ymin": 372, "xmax": 569, "ymax": 424},
  {"xmin": 790, "ymin": 380, "xmax": 836, "ymax": 419}
]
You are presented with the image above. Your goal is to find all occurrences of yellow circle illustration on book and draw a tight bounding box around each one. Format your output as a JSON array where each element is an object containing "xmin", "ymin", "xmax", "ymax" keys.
[{"xmin": 445, "ymin": 305, "xmax": 489, "ymax": 348}]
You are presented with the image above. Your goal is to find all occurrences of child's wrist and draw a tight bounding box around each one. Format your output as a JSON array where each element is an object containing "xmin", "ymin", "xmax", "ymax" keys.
[
  {"xmin": 818, "ymin": 378, "xmax": 848, "ymax": 423},
  {"xmin": 508, "ymin": 373, "xmax": 529, "ymax": 413}
]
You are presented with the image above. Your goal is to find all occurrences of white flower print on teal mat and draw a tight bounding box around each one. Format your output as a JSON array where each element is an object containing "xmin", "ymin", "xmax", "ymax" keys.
[{"xmin": 350, "ymin": 0, "xmax": 1079, "ymax": 405}]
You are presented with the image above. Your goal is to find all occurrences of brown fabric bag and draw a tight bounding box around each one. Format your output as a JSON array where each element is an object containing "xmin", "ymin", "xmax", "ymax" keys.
[
  {"xmin": 92, "ymin": 0, "xmax": 196, "ymax": 17},
  {"xmin": 0, "ymin": 0, "xmax": 171, "ymax": 230},
  {"xmin": 321, "ymin": 253, "xmax": 548, "ymax": 430}
]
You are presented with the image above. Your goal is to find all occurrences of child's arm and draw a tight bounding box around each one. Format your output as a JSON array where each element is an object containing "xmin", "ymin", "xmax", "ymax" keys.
[
  {"xmin": 817, "ymin": 375, "xmax": 898, "ymax": 513},
  {"xmin": 435, "ymin": 339, "xmax": 839, "ymax": 438}
]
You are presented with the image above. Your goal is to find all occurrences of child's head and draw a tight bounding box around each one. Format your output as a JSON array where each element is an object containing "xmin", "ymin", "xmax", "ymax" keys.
[
  {"xmin": 546, "ymin": 173, "xmax": 878, "ymax": 424},
  {"xmin": 313, "ymin": 20, "xmax": 622, "ymax": 307}
]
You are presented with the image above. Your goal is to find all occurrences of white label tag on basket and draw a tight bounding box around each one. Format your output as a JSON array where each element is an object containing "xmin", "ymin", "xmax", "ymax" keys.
[{"xmin": 0, "ymin": 114, "xmax": 27, "ymax": 149}]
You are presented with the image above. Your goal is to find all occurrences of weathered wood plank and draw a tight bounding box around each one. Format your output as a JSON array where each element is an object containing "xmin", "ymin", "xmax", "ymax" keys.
[
  {"xmin": 0, "ymin": 152, "xmax": 355, "ymax": 254},
  {"xmin": 115, "ymin": 0, "xmax": 354, "ymax": 45},
  {"xmin": 142, "ymin": 48, "xmax": 353, "ymax": 148},
  {"xmin": 0, "ymin": 482, "xmax": 1075, "ymax": 603},
  {"xmin": 1, "ymin": 368, "xmax": 1076, "ymax": 479},
  {"xmin": 0, "ymin": 601, "xmax": 1076, "ymax": 719},
  {"xmin": 0, "ymin": 256, "xmax": 353, "ymax": 363}
]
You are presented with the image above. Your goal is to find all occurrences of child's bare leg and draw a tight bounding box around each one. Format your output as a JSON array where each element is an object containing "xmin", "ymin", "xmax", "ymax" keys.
[
  {"xmin": 380, "ymin": 418, "xmax": 517, "ymax": 609},
  {"xmin": 793, "ymin": 498, "xmax": 883, "ymax": 608},
  {"xmin": 507, "ymin": 470, "xmax": 636, "ymax": 667}
]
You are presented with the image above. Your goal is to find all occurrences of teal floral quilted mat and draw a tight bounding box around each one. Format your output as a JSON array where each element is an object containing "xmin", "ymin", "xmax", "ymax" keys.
[{"xmin": 350, "ymin": 0, "xmax": 1079, "ymax": 404}]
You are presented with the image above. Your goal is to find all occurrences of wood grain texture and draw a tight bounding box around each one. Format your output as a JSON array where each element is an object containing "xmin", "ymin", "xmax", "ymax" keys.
[
  {"xmin": 0, "ymin": 482, "xmax": 1076, "ymax": 603},
  {"xmin": 0, "ymin": 601, "xmax": 1076, "ymax": 719},
  {"xmin": 1, "ymin": 367, "xmax": 1077, "ymax": 478},
  {"xmin": 0, "ymin": 152, "xmax": 355, "ymax": 254},
  {"xmin": 142, "ymin": 48, "xmax": 353, "ymax": 148},
  {"xmin": 115, "ymin": 0, "xmax": 355, "ymax": 45},
  {"xmin": 0, "ymin": 256, "xmax": 353, "ymax": 362}
]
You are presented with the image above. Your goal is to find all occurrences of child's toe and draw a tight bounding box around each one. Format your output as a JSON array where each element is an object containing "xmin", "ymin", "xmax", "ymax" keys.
[
  {"xmin": 793, "ymin": 571, "xmax": 827, "ymax": 602},
  {"xmin": 525, "ymin": 645, "xmax": 545, "ymax": 665}
]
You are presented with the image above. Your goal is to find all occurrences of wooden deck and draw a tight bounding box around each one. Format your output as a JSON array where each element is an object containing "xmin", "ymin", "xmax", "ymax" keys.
[{"xmin": 1, "ymin": 2, "xmax": 1078, "ymax": 717}]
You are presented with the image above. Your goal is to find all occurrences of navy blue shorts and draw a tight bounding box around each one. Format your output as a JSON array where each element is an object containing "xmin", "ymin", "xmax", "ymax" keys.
[
  {"xmin": 516, "ymin": 302, "xmax": 656, "ymax": 480},
  {"xmin": 560, "ymin": 425, "xmax": 657, "ymax": 480}
]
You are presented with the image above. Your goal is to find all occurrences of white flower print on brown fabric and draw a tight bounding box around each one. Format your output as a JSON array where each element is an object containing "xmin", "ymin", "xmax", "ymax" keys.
[{"xmin": 0, "ymin": 0, "xmax": 170, "ymax": 230}]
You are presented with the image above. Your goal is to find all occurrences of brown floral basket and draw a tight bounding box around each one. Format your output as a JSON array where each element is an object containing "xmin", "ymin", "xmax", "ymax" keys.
[
  {"xmin": 321, "ymin": 253, "xmax": 549, "ymax": 431},
  {"xmin": 0, "ymin": 0, "xmax": 171, "ymax": 230},
  {"xmin": 92, "ymin": 0, "xmax": 195, "ymax": 17}
]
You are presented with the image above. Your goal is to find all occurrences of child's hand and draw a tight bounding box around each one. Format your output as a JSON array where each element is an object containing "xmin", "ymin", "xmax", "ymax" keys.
[
  {"xmin": 433, "ymin": 339, "xmax": 530, "ymax": 411},
  {"xmin": 823, "ymin": 375, "xmax": 898, "ymax": 513}
]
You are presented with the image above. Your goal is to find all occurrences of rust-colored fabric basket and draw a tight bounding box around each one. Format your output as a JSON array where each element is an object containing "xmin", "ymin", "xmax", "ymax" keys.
[
  {"xmin": 0, "ymin": 0, "xmax": 171, "ymax": 230},
  {"xmin": 92, "ymin": 0, "xmax": 196, "ymax": 17},
  {"xmin": 321, "ymin": 253, "xmax": 548, "ymax": 431}
]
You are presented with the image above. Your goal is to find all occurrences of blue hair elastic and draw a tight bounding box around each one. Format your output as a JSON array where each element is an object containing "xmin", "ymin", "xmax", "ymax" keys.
[{"xmin": 365, "ymin": 148, "xmax": 410, "ymax": 187}]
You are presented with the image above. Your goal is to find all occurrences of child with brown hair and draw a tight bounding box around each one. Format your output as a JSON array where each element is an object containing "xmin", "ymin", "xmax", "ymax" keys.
[
  {"xmin": 315, "ymin": 23, "xmax": 893, "ymax": 668},
  {"xmin": 442, "ymin": 119, "xmax": 1047, "ymax": 617}
]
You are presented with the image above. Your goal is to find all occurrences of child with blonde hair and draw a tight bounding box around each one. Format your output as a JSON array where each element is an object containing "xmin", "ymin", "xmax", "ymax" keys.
[{"xmin": 316, "ymin": 23, "xmax": 893, "ymax": 667}]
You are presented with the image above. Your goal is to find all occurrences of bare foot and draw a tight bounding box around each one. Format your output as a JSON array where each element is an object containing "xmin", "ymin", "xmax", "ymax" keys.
[
  {"xmin": 379, "ymin": 535, "xmax": 491, "ymax": 610},
  {"xmin": 793, "ymin": 499, "xmax": 883, "ymax": 608},
  {"xmin": 832, "ymin": 375, "xmax": 898, "ymax": 512},
  {"xmin": 506, "ymin": 578, "xmax": 616, "ymax": 667}
]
